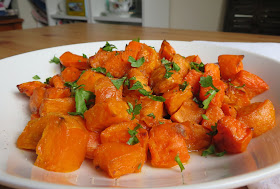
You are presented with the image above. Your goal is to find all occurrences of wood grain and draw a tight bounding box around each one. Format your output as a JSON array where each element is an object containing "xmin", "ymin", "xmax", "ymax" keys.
[{"xmin": 1, "ymin": 23, "xmax": 280, "ymax": 59}]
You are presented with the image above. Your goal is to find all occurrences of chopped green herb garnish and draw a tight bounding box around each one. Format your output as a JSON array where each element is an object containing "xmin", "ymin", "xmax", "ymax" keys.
[
  {"xmin": 215, "ymin": 151, "xmax": 226, "ymax": 157},
  {"xmin": 159, "ymin": 121, "xmax": 164, "ymax": 124},
  {"xmin": 32, "ymin": 75, "xmax": 40, "ymax": 80},
  {"xmin": 147, "ymin": 113, "xmax": 156, "ymax": 119},
  {"xmin": 110, "ymin": 77, "xmax": 127, "ymax": 90},
  {"xmin": 82, "ymin": 54, "xmax": 87, "ymax": 59},
  {"xmin": 202, "ymin": 89, "xmax": 217, "ymax": 109},
  {"xmin": 137, "ymin": 163, "xmax": 142, "ymax": 170},
  {"xmin": 161, "ymin": 58, "xmax": 181, "ymax": 79},
  {"xmin": 106, "ymin": 72, "xmax": 114, "ymax": 78},
  {"xmin": 229, "ymin": 82, "xmax": 246, "ymax": 89},
  {"xmin": 132, "ymin": 37, "xmax": 140, "ymax": 42},
  {"xmin": 206, "ymin": 123, "xmax": 218, "ymax": 136},
  {"xmin": 44, "ymin": 77, "xmax": 51, "ymax": 84},
  {"xmin": 190, "ymin": 62, "xmax": 205, "ymax": 72},
  {"xmin": 129, "ymin": 81, "xmax": 144, "ymax": 90},
  {"xmin": 175, "ymin": 154, "xmax": 185, "ymax": 172},
  {"xmin": 202, "ymin": 114, "xmax": 209, "ymax": 120},
  {"xmin": 49, "ymin": 56, "xmax": 60, "ymax": 64},
  {"xmin": 128, "ymin": 56, "xmax": 145, "ymax": 68},
  {"xmin": 78, "ymin": 60, "xmax": 81, "ymax": 62},
  {"xmin": 193, "ymin": 97, "xmax": 204, "ymax": 108},
  {"xmin": 127, "ymin": 102, "xmax": 142, "ymax": 120},
  {"xmin": 199, "ymin": 76, "xmax": 219, "ymax": 92},
  {"xmin": 138, "ymin": 89, "xmax": 166, "ymax": 102},
  {"xmin": 102, "ymin": 41, "xmax": 117, "ymax": 52},
  {"xmin": 91, "ymin": 67, "xmax": 107, "ymax": 74},
  {"xmin": 64, "ymin": 81, "xmax": 84, "ymax": 96},
  {"xmin": 127, "ymin": 124, "xmax": 142, "ymax": 145},
  {"xmin": 179, "ymin": 81, "xmax": 189, "ymax": 91},
  {"xmin": 202, "ymin": 144, "xmax": 215, "ymax": 157}
]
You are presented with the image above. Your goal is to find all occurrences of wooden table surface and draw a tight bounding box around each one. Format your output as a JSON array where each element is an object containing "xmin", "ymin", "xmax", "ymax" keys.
[
  {"xmin": 1, "ymin": 23, "xmax": 275, "ymax": 189},
  {"xmin": 1, "ymin": 23, "xmax": 280, "ymax": 59}
]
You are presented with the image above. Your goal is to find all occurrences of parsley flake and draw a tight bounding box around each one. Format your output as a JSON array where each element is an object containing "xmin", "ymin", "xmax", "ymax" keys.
[
  {"xmin": 206, "ymin": 123, "xmax": 218, "ymax": 136},
  {"xmin": 202, "ymin": 144, "xmax": 215, "ymax": 157},
  {"xmin": 128, "ymin": 56, "xmax": 145, "ymax": 68},
  {"xmin": 202, "ymin": 114, "xmax": 209, "ymax": 120},
  {"xmin": 175, "ymin": 154, "xmax": 185, "ymax": 172},
  {"xmin": 147, "ymin": 113, "xmax": 156, "ymax": 119},
  {"xmin": 127, "ymin": 124, "xmax": 142, "ymax": 145},
  {"xmin": 161, "ymin": 58, "xmax": 181, "ymax": 79},
  {"xmin": 49, "ymin": 56, "xmax": 60, "ymax": 64},
  {"xmin": 229, "ymin": 82, "xmax": 246, "ymax": 89},
  {"xmin": 190, "ymin": 62, "xmax": 205, "ymax": 72},
  {"xmin": 137, "ymin": 163, "xmax": 142, "ymax": 170},
  {"xmin": 91, "ymin": 67, "xmax": 107, "ymax": 74},
  {"xmin": 179, "ymin": 81, "xmax": 189, "ymax": 91},
  {"xmin": 126, "ymin": 102, "xmax": 142, "ymax": 120},
  {"xmin": 132, "ymin": 37, "xmax": 140, "ymax": 42},
  {"xmin": 102, "ymin": 41, "xmax": 117, "ymax": 52},
  {"xmin": 111, "ymin": 77, "xmax": 127, "ymax": 90},
  {"xmin": 32, "ymin": 75, "xmax": 40, "ymax": 80},
  {"xmin": 44, "ymin": 77, "xmax": 51, "ymax": 84},
  {"xmin": 82, "ymin": 54, "xmax": 87, "ymax": 58},
  {"xmin": 129, "ymin": 81, "xmax": 144, "ymax": 90}
]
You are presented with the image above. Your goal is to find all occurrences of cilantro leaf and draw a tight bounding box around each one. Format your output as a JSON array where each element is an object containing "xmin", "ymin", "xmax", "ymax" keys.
[
  {"xmin": 102, "ymin": 41, "xmax": 117, "ymax": 52},
  {"xmin": 199, "ymin": 76, "xmax": 219, "ymax": 92},
  {"xmin": 147, "ymin": 113, "xmax": 156, "ymax": 119},
  {"xmin": 175, "ymin": 154, "xmax": 185, "ymax": 172},
  {"xmin": 110, "ymin": 77, "xmax": 127, "ymax": 90},
  {"xmin": 83, "ymin": 54, "xmax": 87, "ymax": 59},
  {"xmin": 49, "ymin": 56, "xmax": 60, "ymax": 64},
  {"xmin": 44, "ymin": 77, "xmax": 51, "ymax": 84},
  {"xmin": 159, "ymin": 121, "xmax": 164, "ymax": 124},
  {"xmin": 127, "ymin": 124, "xmax": 142, "ymax": 145},
  {"xmin": 129, "ymin": 81, "xmax": 144, "ymax": 90},
  {"xmin": 128, "ymin": 56, "xmax": 145, "ymax": 68},
  {"xmin": 132, "ymin": 37, "xmax": 140, "ymax": 42},
  {"xmin": 202, "ymin": 144, "xmax": 215, "ymax": 157},
  {"xmin": 161, "ymin": 58, "xmax": 181, "ymax": 79},
  {"xmin": 126, "ymin": 102, "xmax": 142, "ymax": 120},
  {"xmin": 33, "ymin": 75, "xmax": 40, "ymax": 80},
  {"xmin": 137, "ymin": 163, "xmax": 142, "ymax": 170},
  {"xmin": 206, "ymin": 123, "xmax": 218, "ymax": 136},
  {"xmin": 64, "ymin": 81, "xmax": 84, "ymax": 96},
  {"xmin": 190, "ymin": 62, "xmax": 205, "ymax": 72},
  {"xmin": 69, "ymin": 88, "xmax": 95, "ymax": 118},
  {"xmin": 92, "ymin": 67, "xmax": 107, "ymax": 74},
  {"xmin": 179, "ymin": 81, "xmax": 189, "ymax": 91},
  {"xmin": 216, "ymin": 151, "xmax": 226, "ymax": 157},
  {"xmin": 229, "ymin": 82, "xmax": 245, "ymax": 89},
  {"xmin": 138, "ymin": 89, "xmax": 165, "ymax": 102},
  {"xmin": 202, "ymin": 114, "xmax": 209, "ymax": 120},
  {"xmin": 106, "ymin": 72, "xmax": 114, "ymax": 78},
  {"xmin": 202, "ymin": 89, "xmax": 217, "ymax": 109},
  {"xmin": 193, "ymin": 97, "xmax": 204, "ymax": 108}
]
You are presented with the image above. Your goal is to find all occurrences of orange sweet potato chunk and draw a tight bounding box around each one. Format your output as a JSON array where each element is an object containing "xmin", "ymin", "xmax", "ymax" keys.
[
  {"xmin": 237, "ymin": 99, "xmax": 276, "ymax": 137},
  {"xmin": 49, "ymin": 75, "xmax": 65, "ymax": 89},
  {"xmin": 44, "ymin": 88, "xmax": 71, "ymax": 99},
  {"xmin": 148, "ymin": 123, "xmax": 190, "ymax": 168},
  {"xmin": 61, "ymin": 67, "xmax": 81, "ymax": 82},
  {"xmin": 218, "ymin": 55, "xmax": 244, "ymax": 80},
  {"xmin": 29, "ymin": 87, "xmax": 46, "ymax": 114},
  {"xmin": 86, "ymin": 131, "xmax": 101, "ymax": 159},
  {"xmin": 17, "ymin": 114, "xmax": 61, "ymax": 150},
  {"xmin": 93, "ymin": 143, "xmax": 145, "ymax": 178},
  {"xmin": 94, "ymin": 77, "xmax": 123, "ymax": 104},
  {"xmin": 204, "ymin": 63, "xmax": 221, "ymax": 80},
  {"xmin": 231, "ymin": 70, "xmax": 269, "ymax": 99},
  {"xmin": 84, "ymin": 99, "xmax": 132, "ymax": 132},
  {"xmin": 185, "ymin": 55, "xmax": 202, "ymax": 64},
  {"xmin": 60, "ymin": 51, "xmax": 90, "ymax": 70},
  {"xmin": 17, "ymin": 81, "xmax": 46, "ymax": 97},
  {"xmin": 214, "ymin": 116, "xmax": 252, "ymax": 153},
  {"xmin": 76, "ymin": 69, "xmax": 105, "ymax": 93},
  {"xmin": 199, "ymin": 79, "xmax": 227, "ymax": 108},
  {"xmin": 184, "ymin": 69, "xmax": 203, "ymax": 94},
  {"xmin": 100, "ymin": 121, "xmax": 148, "ymax": 151},
  {"xmin": 221, "ymin": 103, "xmax": 237, "ymax": 118},
  {"xmin": 172, "ymin": 54, "xmax": 190, "ymax": 78},
  {"xmin": 163, "ymin": 85, "xmax": 193, "ymax": 115},
  {"xmin": 35, "ymin": 115, "xmax": 89, "ymax": 172},
  {"xmin": 159, "ymin": 40, "xmax": 176, "ymax": 61},
  {"xmin": 224, "ymin": 85, "xmax": 251, "ymax": 110},
  {"xmin": 39, "ymin": 98, "xmax": 75, "ymax": 117},
  {"xmin": 122, "ymin": 40, "xmax": 142, "ymax": 62},
  {"xmin": 201, "ymin": 105, "xmax": 225, "ymax": 131},
  {"xmin": 180, "ymin": 121, "xmax": 211, "ymax": 151},
  {"xmin": 89, "ymin": 48, "xmax": 116, "ymax": 68},
  {"xmin": 171, "ymin": 99, "xmax": 205, "ymax": 124}
]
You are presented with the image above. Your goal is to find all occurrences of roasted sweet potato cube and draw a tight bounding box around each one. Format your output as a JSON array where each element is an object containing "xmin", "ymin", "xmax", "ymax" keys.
[
  {"xmin": 180, "ymin": 121, "xmax": 211, "ymax": 151},
  {"xmin": 171, "ymin": 99, "xmax": 205, "ymax": 123},
  {"xmin": 84, "ymin": 99, "xmax": 132, "ymax": 132},
  {"xmin": 34, "ymin": 115, "xmax": 89, "ymax": 172},
  {"xmin": 163, "ymin": 85, "xmax": 193, "ymax": 115},
  {"xmin": 185, "ymin": 55, "xmax": 202, "ymax": 64},
  {"xmin": 237, "ymin": 99, "xmax": 276, "ymax": 137},
  {"xmin": 76, "ymin": 69, "xmax": 105, "ymax": 93},
  {"xmin": 29, "ymin": 87, "xmax": 46, "ymax": 114},
  {"xmin": 184, "ymin": 69, "xmax": 203, "ymax": 94},
  {"xmin": 17, "ymin": 81, "xmax": 46, "ymax": 97},
  {"xmin": 172, "ymin": 54, "xmax": 190, "ymax": 77},
  {"xmin": 221, "ymin": 103, "xmax": 237, "ymax": 118},
  {"xmin": 93, "ymin": 143, "xmax": 145, "ymax": 178},
  {"xmin": 199, "ymin": 78, "xmax": 227, "ymax": 108},
  {"xmin": 49, "ymin": 75, "xmax": 65, "ymax": 89},
  {"xmin": 94, "ymin": 77, "xmax": 123, "ymax": 104},
  {"xmin": 44, "ymin": 88, "xmax": 71, "ymax": 99},
  {"xmin": 61, "ymin": 67, "xmax": 82, "ymax": 82},
  {"xmin": 122, "ymin": 40, "xmax": 142, "ymax": 62},
  {"xmin": 136, "ymin": 96, "xmax": 164, "ymax": 127},
  {"xmin": 150, "ymin": 65, "xmax": 182, "ymax": 94},
  {"xmin": 214, "ymin": 116, "xmax": 252, "ymax": 153},
  {"xmin": 136, "ymin": 44, "xmax": 161, "ymax": 77},
  {"xmin": 39, "ymin": 98, "xmax": 75, "ymax": 117},
  {"xmin": 17, "ymin": 114, "xmax": 61, "ymax": 150},
  {"xmin": 201, "ymin": 105, "xmax": 225, "ymax": 131},
  {"xmin": 148, "ymin": 123, "xmax": 190, "ymax": 168},
  {"xmin": 159, "ymin": 40, "xmax": 176, "ymax": 61},
  {"xmin": 60, "ymin": 51, "xmax": 90, "ymax": 70},
  {"xmin": 231, "ymin": 70, "xmax": 269, "ymax": 99},
  {"xmin": 86, "ymin": 131, "xmax": 101, "ymax": 159},
  {"xmin": 218, "ymin": 55, "xmax": 244, "ymax": 80},
  {"xmin": 204, "ymin": 63, "xmax": 220, "ymax": 80},
  {"xmin": 89, "ymin": 48, "xmax": 116, "ymax": 68},
  {"xmin": 100, "ymin": 121, "xmax": 148, "ymax": 151},
  {"xmin": 224, "ymin": 85, "xmax": 251, "ymax": 110},
  {"xmin": 103, "ymin": 51, "xmax": 131, "ymax": 78}
]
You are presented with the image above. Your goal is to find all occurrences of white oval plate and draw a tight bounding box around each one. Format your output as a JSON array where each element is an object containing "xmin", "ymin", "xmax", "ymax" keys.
[{"xmin": 0, "ymin": 40, "xmax": 280, "ymax": 189}]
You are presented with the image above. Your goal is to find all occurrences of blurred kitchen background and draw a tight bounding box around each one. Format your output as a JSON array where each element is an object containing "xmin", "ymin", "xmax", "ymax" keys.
[{"xmin": 0, "ymin": 0, "xmax": 279, "ymax": 35}]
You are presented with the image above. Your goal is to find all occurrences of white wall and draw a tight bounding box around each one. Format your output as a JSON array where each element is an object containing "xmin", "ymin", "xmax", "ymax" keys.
[{"xmin": 169, "ymin": 0, "xmax": 226, "ymax": 31}]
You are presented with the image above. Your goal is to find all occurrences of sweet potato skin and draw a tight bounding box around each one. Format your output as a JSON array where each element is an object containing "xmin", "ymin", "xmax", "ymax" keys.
[
  {"xmin": 214, "ymin": 116, "xmax": 252, "ymax": 153},
  {"xmin": 93, "ymin": 143, "xmax": 145, "ymax": 178},
  {"xmin": 148, "ymin": 123, "xmax": 190, "ymax": 168},
  {"xmin": 34, "ymin": 115, "xmax": 89, "ymax": 172},
  {"xmin": 237, "ymin": 99, "xmax": 276, "ymax": 137}
]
